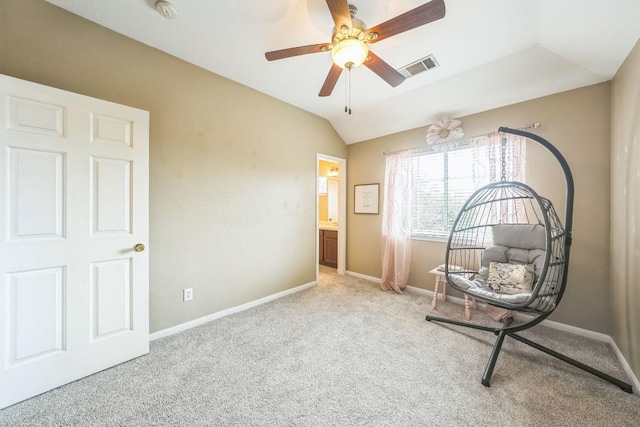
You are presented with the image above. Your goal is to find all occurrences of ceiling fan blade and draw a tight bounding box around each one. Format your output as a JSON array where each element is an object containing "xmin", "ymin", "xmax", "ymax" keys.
[
  {"xmin": 319, "ymin": 64, "xmax": 343, "ymax": 97},
  {"xmin": 325, "ymin": 0, "xmax": 352, "ymax": 33},
  {"xmin": 364, "ymin": 51, "xmax": 405, "ymax": 87},
  {"xmin": 364, "ymin": 0, "xmax": 446, "ymax": 44},
  {"xmin": 265, "ymin": 43, "xmax": 332, "ymax": 61}
]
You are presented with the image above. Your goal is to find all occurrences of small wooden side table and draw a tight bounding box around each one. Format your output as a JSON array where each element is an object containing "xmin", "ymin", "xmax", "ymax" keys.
[
  {"xmin": 429, "ymin": 267, "xmax": 449, "ymax": 309},
  {"xmin": 429, "ymin": 266, "xmax": 477, "ymax": 320}
]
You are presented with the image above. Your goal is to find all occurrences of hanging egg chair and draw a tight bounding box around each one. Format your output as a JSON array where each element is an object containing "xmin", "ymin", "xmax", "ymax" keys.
[{"xmin": 426, "ymin": 127, "xmax": 633, "ymax": 393}]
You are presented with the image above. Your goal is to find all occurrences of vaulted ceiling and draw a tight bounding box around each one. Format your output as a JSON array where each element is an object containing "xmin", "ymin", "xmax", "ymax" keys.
[{"xmin": 47, "ymin": 0, "xmax": 640, "ymax": 144}]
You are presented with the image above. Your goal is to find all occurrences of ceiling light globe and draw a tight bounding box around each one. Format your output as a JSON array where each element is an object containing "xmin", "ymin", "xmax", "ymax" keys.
[{"xmin": 331, "ymin": 39, "xmax": 369, "ymax": 69}]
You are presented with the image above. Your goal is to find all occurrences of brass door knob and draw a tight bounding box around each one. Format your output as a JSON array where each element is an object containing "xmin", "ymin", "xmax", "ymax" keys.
[{"xmin": 134, "ymin": 243, "xmax": 145, "ymax": 252}]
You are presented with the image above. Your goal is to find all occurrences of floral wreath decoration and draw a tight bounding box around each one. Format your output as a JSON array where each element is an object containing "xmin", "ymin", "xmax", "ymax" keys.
[{"xmin": 425, "ymin": 117, "xmax": 464, "ymax": 151}]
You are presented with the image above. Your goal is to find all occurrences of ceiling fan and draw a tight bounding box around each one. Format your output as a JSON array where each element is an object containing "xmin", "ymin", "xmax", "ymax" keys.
[{"xmin": 265, "ymin": 0, "xmax": 446, "ymax": 97}]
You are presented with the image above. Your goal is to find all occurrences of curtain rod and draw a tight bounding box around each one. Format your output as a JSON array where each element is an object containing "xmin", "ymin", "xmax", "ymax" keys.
[{"xmin": 381, "ymin": 122, "xmax": 542, "ymax": 156}]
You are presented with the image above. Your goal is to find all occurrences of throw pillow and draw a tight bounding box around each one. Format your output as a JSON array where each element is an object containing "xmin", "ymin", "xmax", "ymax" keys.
[{"xmin": 485, "ymin": 262, "xmax": 535, "ymax": 295}]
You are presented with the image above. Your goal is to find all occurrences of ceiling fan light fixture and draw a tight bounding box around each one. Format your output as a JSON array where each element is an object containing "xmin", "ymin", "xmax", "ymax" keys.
[{"xmin": 331, "ymin": 38, "xmax": 369, "ymax": 69}]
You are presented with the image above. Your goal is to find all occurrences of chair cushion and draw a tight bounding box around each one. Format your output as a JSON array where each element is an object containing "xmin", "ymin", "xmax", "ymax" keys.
[
  {"xmin": 447, "ymin": 224, "xmax": 549, "ymax": 308},
  {"xmin": 482, "ymin": 224, "xmax": 547, "ymax": 276},
  {"xmin": 448, "ymin": 271, "xmax": 533, "ymax": 305},
  {"xmin": 492, "ymin": 224, "xmax": 546, "ymax": 250}
]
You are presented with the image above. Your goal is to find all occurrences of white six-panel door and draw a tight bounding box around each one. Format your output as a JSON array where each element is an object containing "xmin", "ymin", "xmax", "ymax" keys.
[{"xmin": 0, "ymin": 74, "xmax": 149, "ymax": 409}]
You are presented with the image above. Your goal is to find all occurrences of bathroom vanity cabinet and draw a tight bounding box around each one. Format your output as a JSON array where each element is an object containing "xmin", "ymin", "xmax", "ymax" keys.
[{"xmin": 319, "ymin": 229, "xmax": 338, "ymax": 267}]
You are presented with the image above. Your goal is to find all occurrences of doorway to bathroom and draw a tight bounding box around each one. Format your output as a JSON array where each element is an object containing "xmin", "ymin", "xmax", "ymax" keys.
[{"xmin": 317, "ymin": 154, "xmax": 346, "ymax": 279}]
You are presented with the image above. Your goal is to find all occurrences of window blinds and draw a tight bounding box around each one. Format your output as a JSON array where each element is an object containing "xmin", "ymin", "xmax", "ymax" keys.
[{"xmin": 411, "ymin": 134, "xmax": 526, "ymax": 238}]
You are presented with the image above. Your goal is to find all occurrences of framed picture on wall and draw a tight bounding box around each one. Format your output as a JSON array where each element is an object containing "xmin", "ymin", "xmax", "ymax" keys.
[{"xmin": 354, "ymin": 184, "xmax": 379, "ymax": 214}]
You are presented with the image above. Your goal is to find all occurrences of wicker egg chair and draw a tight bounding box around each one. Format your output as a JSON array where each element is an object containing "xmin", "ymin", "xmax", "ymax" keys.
[{"xmin": 425, "ymin": 127, "xmax": 633, "ymax": 393}]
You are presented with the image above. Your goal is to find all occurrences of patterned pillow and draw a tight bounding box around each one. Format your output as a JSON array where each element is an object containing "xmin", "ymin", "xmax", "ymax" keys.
[{"xmin": 485, "ymin": 262, "xmax": 535, "ymax": 295}]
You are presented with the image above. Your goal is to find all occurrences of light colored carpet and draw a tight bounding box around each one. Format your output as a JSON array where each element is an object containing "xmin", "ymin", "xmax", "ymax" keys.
[{"xmin": 1, "ymin": 266, "xmax": 638, "ymax": 426}]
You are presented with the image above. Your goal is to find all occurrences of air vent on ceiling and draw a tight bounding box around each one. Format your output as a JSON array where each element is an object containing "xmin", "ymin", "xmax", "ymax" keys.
[{"xmin": 398, "ymin": 55, "xmax": 439, "ymax": 78}]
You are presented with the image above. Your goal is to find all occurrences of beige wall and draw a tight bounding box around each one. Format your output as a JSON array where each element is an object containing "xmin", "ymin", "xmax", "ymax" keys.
[
  {"xmin": 348, "ymin": 83, "xmax": 612, "ymax": 333},
  {"xmin": 0, "ymin": 0, "xmax": 347, "ymax": 333},
  {"xmin": 611, "ymin": 39, "xmax": 640, "ymax": 378}
]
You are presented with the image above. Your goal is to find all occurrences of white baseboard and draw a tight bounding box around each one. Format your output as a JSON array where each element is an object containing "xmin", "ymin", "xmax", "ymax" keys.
[
  {"xmin": 149, "ymin": 281, "xmax": 317, "ymax": 341},
  {"xmin": 406, "ymin": 285, "xmax": 462, "ymax": 302},
  {"xmin": 608, "ymin": 339, "xmax": 640, "ymax": 396},
  {"xmin": 346, "ymin": 270, "xmax": 381, "ymax": 283}
]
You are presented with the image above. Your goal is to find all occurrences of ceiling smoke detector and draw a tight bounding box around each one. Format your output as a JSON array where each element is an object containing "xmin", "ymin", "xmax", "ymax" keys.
[{"xmin": 155, "ymin": 1, "xmax": 178, "ymax": 19}]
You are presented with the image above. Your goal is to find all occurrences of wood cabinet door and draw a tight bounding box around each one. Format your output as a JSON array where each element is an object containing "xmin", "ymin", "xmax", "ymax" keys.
[{"xmin": 323, "ymin": 231, "xmax": 338, "ymax": 267}]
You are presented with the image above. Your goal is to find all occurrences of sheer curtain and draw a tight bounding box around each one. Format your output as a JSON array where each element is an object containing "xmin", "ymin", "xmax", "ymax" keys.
[
  {"xmin": 470, "ymin": 132, "xmax": 525, "ymax": 184},
  {"xmin": 380, "ymin": 150, "xmax": 413, "ymax": 293},
  {"xmin": 471, "ymin": 132, "xmax": 527, "ymax": 225}
]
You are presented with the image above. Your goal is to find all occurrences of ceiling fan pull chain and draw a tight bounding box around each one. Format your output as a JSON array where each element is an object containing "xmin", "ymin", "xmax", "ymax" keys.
[
  {"xmin": 348, "ymin": 67, "xmax": 352, "ymax": 115},
  {"xmin": 344, "ymin": 67, "xmax": 348, "ymax": 113}
]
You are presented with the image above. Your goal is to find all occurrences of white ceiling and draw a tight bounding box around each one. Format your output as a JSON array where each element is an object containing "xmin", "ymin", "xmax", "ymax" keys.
[{"xmin": 46, "ymin": 0, "xmax": 640, "ymax": 144}]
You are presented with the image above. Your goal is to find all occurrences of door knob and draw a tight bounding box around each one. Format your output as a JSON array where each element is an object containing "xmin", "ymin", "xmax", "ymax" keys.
[{"xmin": 134, "ymin": 243, "xmax": 145, "ymax": 252}]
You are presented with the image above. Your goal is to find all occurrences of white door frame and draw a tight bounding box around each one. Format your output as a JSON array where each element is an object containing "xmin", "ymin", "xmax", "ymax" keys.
[{"xmin": 317, "ymin": 153, "xmax": 347, "ymax": 278}]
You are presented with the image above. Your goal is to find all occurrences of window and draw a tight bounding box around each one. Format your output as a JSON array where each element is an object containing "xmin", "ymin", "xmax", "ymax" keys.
[
  {"xmin": 411, "ymin": 133, "xmax": 526, "ymax": 239},
  {"xmin": 318, "ymin": 176, "xmax": 328, "ymax": 194}
]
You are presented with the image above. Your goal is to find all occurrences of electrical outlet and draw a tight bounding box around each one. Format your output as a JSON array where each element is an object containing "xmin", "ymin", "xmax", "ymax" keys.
[{"xmin": 183, "ymin": 288, "xmax": 193, "ymax": 302}]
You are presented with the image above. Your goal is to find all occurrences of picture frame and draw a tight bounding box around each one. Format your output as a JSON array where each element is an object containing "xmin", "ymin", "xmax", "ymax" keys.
[{"xmin": 354, "ymin": 183, "xmax": 379, "ymax": 214}]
